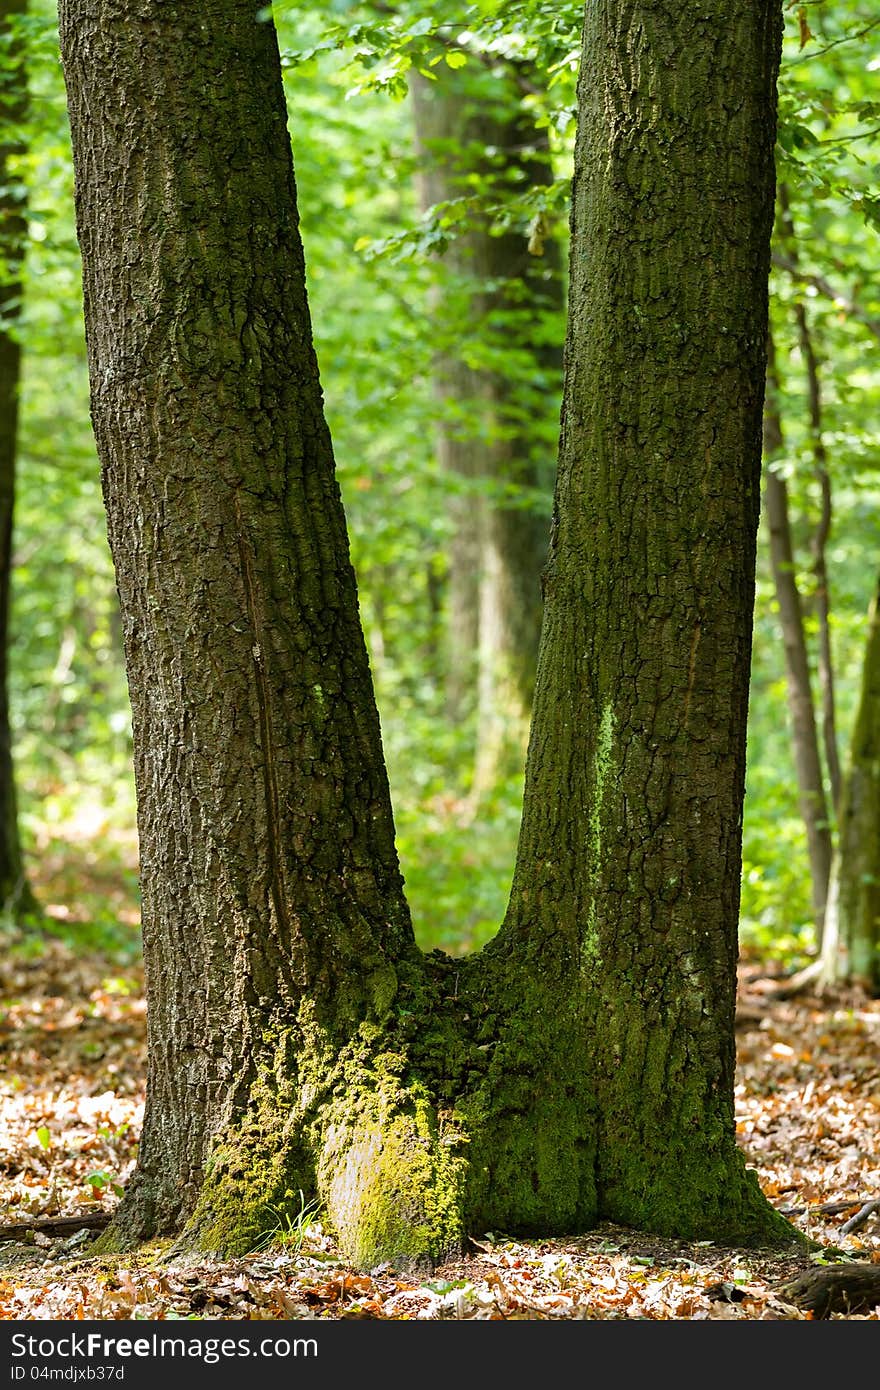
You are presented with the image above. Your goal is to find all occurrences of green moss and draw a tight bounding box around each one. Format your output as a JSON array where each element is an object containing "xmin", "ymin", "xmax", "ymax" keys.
[
  {"xmin": 115, "ymin": 940, "xmax": 800, "ymax": 1267},
  {"xmin": 319, "ymin": 1087, "xmax": 468, "ymax": 1270},
  {"xmin": 188, "ymin": 1103, "xmax": 311, "ymax": 1256},
  {"xmin": 583, "ymin": 702, "xmax": 616, "ymax": 967},
  {"xmin": 464, "ymin": 1087, "xmax": 597, "ymax": 1236},
  {"xmin": 189, "ymin": 1138, "xmax": 308, "ymax": 1256},
  {"xmin": 454, "ymin": 968, "xmax": 598, "ymax": 1237},
  {"xmin": 582, "ymin": 906, "xmax": 601, "ymax": 966},
  {"xmin": 602, "ymin": 1151, "xmax": 808, "ymax": 1249},
  {"xmin": 185, "ymin": 985, "xmax": 470, "ymax": 1267},
  {"xmin": 366, "ymin": 962, "xmax": 399, "ymax": 1016},
  {"xmin": 592, "ymin": 702, "xmax": 616, "ymax": 840},
  {"xmin": 594, "ymin": 1060, "xmax": 808, "ymax": 1251},
  {"xmin": 90, "ymin": 1224, "xmax": 126, "ymax": 1256},
  {"xmin": 185, "ymin": 1020, "xmax": 319, "ymax": 1257}
]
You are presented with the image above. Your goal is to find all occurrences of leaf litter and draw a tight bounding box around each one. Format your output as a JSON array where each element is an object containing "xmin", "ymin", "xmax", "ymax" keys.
[{"xmin": 1, "ymin": 942, "xmax": 878, "ymax": 1320}]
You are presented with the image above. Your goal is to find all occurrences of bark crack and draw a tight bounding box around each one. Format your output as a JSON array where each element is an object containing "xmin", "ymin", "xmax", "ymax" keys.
[
  {"xmin": 683, "ymin": 619, "xmax": 701, "ymax": 729},
  {"xmin": 233, "ymin": 490, "xmax": 294, "ymax": 948}
]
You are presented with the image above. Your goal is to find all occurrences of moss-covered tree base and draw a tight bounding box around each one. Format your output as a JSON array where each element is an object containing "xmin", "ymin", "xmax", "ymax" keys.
[
  {"xmin": 99, "ymin": 951, "xmax": 805, "ymax": 1269},
  {"xmin": 598, "ymin": 1155, "xmax": 800, "ymax": 1250}
]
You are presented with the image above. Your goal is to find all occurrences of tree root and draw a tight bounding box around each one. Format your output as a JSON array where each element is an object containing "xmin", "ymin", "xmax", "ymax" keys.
[{"xmin": 780, "ymin": 1263, "xmax": 880, "ymax": 1317}]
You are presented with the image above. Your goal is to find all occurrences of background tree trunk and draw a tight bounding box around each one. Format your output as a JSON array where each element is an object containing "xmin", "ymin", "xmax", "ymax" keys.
[
  {"xmin": 0, "ymin": 0, "xmax": 34, "ymax": 918},
  {"xmin": 762, "ymin": 332, "xmax": 832, "ymax": 941},
  {"xmin": 820, "ymin": 573, "xmax": 880, "ymax": 990},
  {"xmin": 779, "ymin": 186, "xmax": 842, "ymax": 815},
  {"xmin": 411, "ymin": 67, "xmax": 561, "ymax": 786}
]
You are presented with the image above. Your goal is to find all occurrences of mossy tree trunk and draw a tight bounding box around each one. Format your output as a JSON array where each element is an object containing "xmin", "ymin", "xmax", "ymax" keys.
[
  {"xmin": 61, "ymin": 0, "xmax": 796, "ymax": 1267},
  {"xmin": 412, "ymin": 67, "xmax": 561, "ymax": 784},
  {"xmin": 0, "ymin": 0, "xmax": 34, "ymax": 919},
  {"xmin": 494, "ymin": 0, "xmax": 794, "ymax": 1241},
  {"xmin": 820, "ymin": 575, "xmax": 880, "ymax": 991}
]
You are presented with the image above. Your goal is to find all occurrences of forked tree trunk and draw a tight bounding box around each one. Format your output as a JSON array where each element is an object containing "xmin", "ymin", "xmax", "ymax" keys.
[
  {"xmin": 820, "ymin": 575, "xmax": 880, "ymax": 991},
  {"xmin": 0, "ymin": 0, "xmax": 33, "ymax": 917},
  {"xmin": 762, "ymin": 334, "xmax": 832, "ymax": 939},
  {"xmin": 61, "ymin": 0, "xmax": 796, "ymax": 1266}
]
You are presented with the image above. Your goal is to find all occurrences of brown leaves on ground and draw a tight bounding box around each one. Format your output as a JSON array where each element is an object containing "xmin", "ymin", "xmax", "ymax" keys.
[
  {"xmin": 1, "ymin": 942, "xmax": 878, "ymax": 1320},
  {"xmin": 735, "ymin": 956, "xmax": 880, "ymax": 1242},
  {"xmin": 0, "ymin": 942, "xmax": 143, "ymax": 1230}
]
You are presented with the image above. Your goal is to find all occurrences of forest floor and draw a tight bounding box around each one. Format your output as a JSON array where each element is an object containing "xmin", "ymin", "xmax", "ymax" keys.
[{"xmin": 1, "ymin": 935, "xmax": 879, "ymax": 1320}]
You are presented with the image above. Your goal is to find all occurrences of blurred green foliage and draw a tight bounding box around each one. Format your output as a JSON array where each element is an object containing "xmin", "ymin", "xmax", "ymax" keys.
[{"xmin": 5, "ymin": 0, "xmax": 879, "ymax": 963}]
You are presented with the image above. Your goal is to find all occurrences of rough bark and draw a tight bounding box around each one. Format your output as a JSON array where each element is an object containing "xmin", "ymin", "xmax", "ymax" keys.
[
  {"xmin": 0, "ymin": 0, "xmax": 33, "ymax": 918},
  {"xmin": 494, "ymin": 0, "xmax": 795, "ymax": 1244},
  {"xmin": 61, "ymin": 0, "xmax": 799, "ymax": 1266},
  {"xmin": 60, "ymin": 0, "xmax": 424, "ymax": 1252},
  {"xmin": 411, "ymin": 67, "xmax": 560, "ymax": 781},
  {"xmin": 762, "ymin": 333, "xmax": 832, "ymax": 939},
  {"xmin": 819, "ymin": 574, "xmax": 880, "ymax": 991}
]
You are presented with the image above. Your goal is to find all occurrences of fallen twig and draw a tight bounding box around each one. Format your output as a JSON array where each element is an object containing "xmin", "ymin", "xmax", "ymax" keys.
[
  {"xmin": 0, "ymin": 1212, "xmax": 111, "ymax": 1242},
  {"xmin": 776, "ymin": 1199, "xmax": 865, "ymax": 1218},
  {"xmin": 840, "ymin": 1198, "xmax": 880, "ymax": 1237}
]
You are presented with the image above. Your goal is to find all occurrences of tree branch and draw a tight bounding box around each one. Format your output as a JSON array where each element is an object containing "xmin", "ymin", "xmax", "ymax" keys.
[
  {"xmin": 771, "ymin": 252, "xmax": 880, "ymax": 344},
  {"xmin": 782, "ymin": 15, "xmax": 880, "ymax": 67},
  {"xmin": 368, "ymin": 0, "xmax": 542, "ymax": 96}
]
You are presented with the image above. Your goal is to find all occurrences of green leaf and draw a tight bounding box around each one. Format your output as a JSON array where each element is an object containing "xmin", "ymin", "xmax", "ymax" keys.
[
  {"xmin": 444, "ymin": 51, "xmax": 467, "ymax": 70},
  {"xmin": 855, "ymin": 195, "xmax": 880, "ymax": 230},
  {"xmin": 35, "ymin": 1126, "xmax": 51, "ymax": 1151}
]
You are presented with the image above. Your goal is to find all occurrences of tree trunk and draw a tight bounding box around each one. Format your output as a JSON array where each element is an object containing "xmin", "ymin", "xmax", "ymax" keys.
[
  {"xmin": 495, "ymin": 0, "xmax": 794, "ymax": 1243},
  {"xmin": 411, "ymin": 72, "xmax": 481, "ymax": 720},
  {"xmin": 820, "ymin": 574, "xmax": 880, "ymax": 990},
  {"xmin": 779, "ymin": 186, "xmax": 842, "ymax": 816},
  {"xmin": 799, "ymin": 324, "xmax": 841, "ymax": 816},
  {"xmin": 411, "ymin": 68, "xmax": 560, "ymax": 782},
  {"xmin": 60, "ymin": 0, "xmax": 423, "ymax": 1253},
  {"xmin": 762, "ymin": 333, "xmax": 832, "ymax": 939},
  {"xmin": 61, "ymin": 0, "xmax": 798, "ymax": 1267},
  {"xmin": 0, "ymin": 0, "xmax": 33, "ymax": 918}
]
